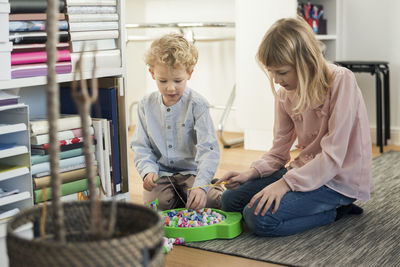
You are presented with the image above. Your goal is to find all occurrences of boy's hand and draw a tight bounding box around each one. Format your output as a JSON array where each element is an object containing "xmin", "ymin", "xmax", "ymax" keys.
[
  {"xmin": 186, "ymin": 188, "xmax": 207, "ymax": 210},
  {"xmin": 143, "ymin": 172, "xmax": 158, "ymax": 191}
]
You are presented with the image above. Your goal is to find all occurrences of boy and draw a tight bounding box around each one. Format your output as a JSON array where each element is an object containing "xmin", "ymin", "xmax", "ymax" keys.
[{"xmin": 131, "ymin": 33, "xmax": 223, "ymax": 211}]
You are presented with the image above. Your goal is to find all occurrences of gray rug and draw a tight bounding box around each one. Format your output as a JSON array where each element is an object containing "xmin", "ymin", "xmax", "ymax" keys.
[{"xmin": 184, "ymin": 151, "xmax": 400, "ymax": 266}]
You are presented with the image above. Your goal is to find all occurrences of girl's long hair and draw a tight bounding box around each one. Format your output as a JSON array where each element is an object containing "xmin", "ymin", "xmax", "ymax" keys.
[{"xmin": 257, "ymin": 17, "xmax": 332, "ymax": 113}]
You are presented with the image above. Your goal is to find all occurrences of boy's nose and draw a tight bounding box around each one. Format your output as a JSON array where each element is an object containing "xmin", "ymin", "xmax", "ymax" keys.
[{"xmin": 166, "ymin": 84, "xmax": 175, "ymax": 92}]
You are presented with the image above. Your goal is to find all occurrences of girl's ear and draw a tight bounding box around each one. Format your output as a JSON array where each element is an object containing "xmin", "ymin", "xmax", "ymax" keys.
[
  {"xmin": 148, "ymin": 68, "xmax": 156, "ymax": 80},
  {"xmin": 187, "ymin": 69, "xmax": 194, "ymax": 80}
]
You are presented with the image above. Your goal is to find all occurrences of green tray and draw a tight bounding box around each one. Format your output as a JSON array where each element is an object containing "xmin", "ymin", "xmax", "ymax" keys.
[{"xmin": 162, "ymin": 208, "xmax": 242, "ymax": 242}]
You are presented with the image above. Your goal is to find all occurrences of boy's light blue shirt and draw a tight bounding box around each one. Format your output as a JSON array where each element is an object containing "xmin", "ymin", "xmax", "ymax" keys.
[{"xmin": 131, "ymin": 88, "xmax": 220, "ymax": 191}]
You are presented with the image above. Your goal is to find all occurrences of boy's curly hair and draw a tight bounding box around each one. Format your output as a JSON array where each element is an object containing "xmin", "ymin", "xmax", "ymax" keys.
[{"xmin": 145, "ymin": 33, "xmax": 198, "ymax": 72}]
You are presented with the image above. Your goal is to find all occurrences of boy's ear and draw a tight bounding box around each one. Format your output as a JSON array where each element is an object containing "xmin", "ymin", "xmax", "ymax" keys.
[
  {"xmin": 148, "ymin": 68, "xmax": 156, "ymax": 80},
  {"xmin": 187, "ymin": 69, "xmax": 194, "ymax": 80}
]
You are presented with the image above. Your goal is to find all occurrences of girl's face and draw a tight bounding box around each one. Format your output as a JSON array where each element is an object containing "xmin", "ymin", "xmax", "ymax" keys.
[
  {"xmin": 267, "ymin": 65, "xmax": 298, "ymax": 91},
  {"xmin": 149, "ymin": 63, "xmax": 193, "ymax": 106}
]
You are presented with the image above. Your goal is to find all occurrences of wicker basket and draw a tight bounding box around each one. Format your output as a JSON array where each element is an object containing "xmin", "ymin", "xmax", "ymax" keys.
[{"xmin": 7, "ymin": 201, "xmax": 164, "ymax": 267}]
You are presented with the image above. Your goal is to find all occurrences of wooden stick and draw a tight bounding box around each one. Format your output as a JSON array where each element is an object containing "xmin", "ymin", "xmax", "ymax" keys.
[{"xmin": 188, "ymin": 182, "xmax": 226, "ymax": 191}]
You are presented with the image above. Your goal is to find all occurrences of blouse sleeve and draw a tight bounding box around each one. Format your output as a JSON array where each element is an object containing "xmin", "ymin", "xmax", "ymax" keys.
[
  {"xmin": 250, "ymin": 89, "xmax": 297, "ymax": 177},
  {"xmin": 283, "ymin": 68, "xmax": 362, "ymax": 191}
]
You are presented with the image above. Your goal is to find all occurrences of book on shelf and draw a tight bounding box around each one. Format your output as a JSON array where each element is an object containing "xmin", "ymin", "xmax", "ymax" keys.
[
  {"xmin": 66, "ymin": 6, "xmax": 117, "ymax": 14},
  {"xmin": 9, "ymin": 13, "xmax": 66, "ymax": 21},
  {"xmin": 33, "ymin": 162, "xmax": 91, "ymax": 178},
  {"xmin": 66, "ymin": 13, "xmax": 118, "ymax": 22},
  {"xmin": 0, "ymin": 90, "xmax": 20, "ymax": 106},
  {"xmin": 33, "ymin": 166, "xmax": 98, "ymax": 189},
  {"xmin": 71, "ymin": 49, "xmax": 121, "ymax": 71},
  {"xmin": 10, "ymin": 0, "xmax": 65, "ymax": 14},
  {"xmin": 11, "ymin": 49, "xmax": 71, "ymax": 65},
  {"xmin": 11, "ymin": 61, "xmax": 72, "ymax": 79},
  {"xmin": 0, "ymin": 144, "xmax": 28, "ymax": 158},
  {"xmin": 102, "ymin": 118, "xmax": 113, "ymax": 195},
  {"xmin": 66, "ymin": 0, "xmax": 117, "ymax": 6},
  {"xmin": 0, "ymin": 191, "xmax": 30, "ymax": 206},
  {"xmin": 69, "ymin": 30, "xmax": 119, "ymax": 41},
  {"xmin": 31, "ymin": 126, "xmax": 94, "ymax": 145},
  {"xmin": 31, "ymin": 142, "xmax": 86, "ymax": 155},
  {"xmin": 9, "ymin": 20, "xmax": 69, "ymax": 32},
  {"xmin": 31, "ymin": 135, "xmax": 93, "ymax": 150},
  {"xmin": 12, "ymin": 42, "xmax": 69, "ymax": 53},
  {"xmin": 0, "ymin": 164, "xmax": 29, "ymax": 181},
  {"xmin": 69, "ymin": 21, "xmax": 118, "ymax": 32},
  {"xmin": 31, "ymin": 146, "xmax": 92, "ymax": 165},
  {"xmin": 32, "ymin": 155, "xmax": 92, "ymax": 176},
  {"xmin": 70, "ymin": 39, "xmax": 117, "ymax": 52},
  {"xmin": 0, "ymin": 208, "xmax": 20, "ymax": 221},
  {"xmin": 34, "ymin": 176, "xmax": 100, "ymax": 204},
  {"xmin": 9, "ymin": 31, "xmax": 70, "ymax": 44},
  {"xmin": 60, "ymin": 87, "xmax": 121, "ymax": 194},
  {"xmin": 30, "ymin": 114, "xmax": 90, "ymax": 136},
  {"xmin": 92, "ymin": 118, "xmax": 112, "ymax": 196},
  {"xmin": 0, "ymin": 123, "xmax": 26, "ymax": 135}
]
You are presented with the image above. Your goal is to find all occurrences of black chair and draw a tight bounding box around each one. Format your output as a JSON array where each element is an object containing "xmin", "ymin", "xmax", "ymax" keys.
[{"xmin": 334, "ymin": 61, "xmax": 390, "ymax": 153}]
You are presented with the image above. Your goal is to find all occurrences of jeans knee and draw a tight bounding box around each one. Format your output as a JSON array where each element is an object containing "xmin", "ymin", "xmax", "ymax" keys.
[
  {"xmin": 243, "ymin": 205, "xmax": 281, "ymax": 237},
  {"xmin": 221, "ymin": 190, "xmax": 244, "ymax": 212}
]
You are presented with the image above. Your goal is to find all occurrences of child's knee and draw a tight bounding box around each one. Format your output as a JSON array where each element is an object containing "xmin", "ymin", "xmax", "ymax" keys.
[
  {"xmin": 243, "ymin": 205, "xmax": 281, "ymax": 236},
  {"xmin": 221, "ymin": 190, "xmax": 244, "ymax": 212}
]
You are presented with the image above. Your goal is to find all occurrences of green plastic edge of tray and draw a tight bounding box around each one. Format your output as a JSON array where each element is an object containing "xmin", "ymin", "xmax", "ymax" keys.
[{"xmin": 161, "ymin": 208, "xmax": 243, "ymax": 242}]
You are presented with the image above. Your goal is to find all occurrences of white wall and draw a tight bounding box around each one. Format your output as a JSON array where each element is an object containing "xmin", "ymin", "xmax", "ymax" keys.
[
  {"xmin": 125, "ymin": 0, "xmax": 147, "ymax": 128},
  {"xmin": 235, "ymin": 0, "xmax": 297, "ymax": 150},
  {"xmin": 342, "ymin": 0, "xmax": 400, "ymax": 145},
  {"xmin": 125, "ymin": 0, "xmax": 238, "ymax": 132}
]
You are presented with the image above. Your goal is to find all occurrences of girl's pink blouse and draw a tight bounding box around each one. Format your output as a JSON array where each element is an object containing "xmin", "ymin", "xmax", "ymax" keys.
[{"xmin": 251, "ymin": 64, "xmax": 373, "ymax": 201}]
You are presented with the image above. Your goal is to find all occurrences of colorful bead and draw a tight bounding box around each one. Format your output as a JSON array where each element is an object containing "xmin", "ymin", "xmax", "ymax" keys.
[{"xmin": 163, "ymin": 209, "xmax": 225, "ymax": 228}]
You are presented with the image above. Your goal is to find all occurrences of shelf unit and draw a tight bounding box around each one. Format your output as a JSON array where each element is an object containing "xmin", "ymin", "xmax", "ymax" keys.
[
  {"xmin": 0, "ymin": 104, "xmax": 33, "ymax": 266},
  {"xmin": 0, "ymin": 0, "xmax": 130, "ymax": 264}
]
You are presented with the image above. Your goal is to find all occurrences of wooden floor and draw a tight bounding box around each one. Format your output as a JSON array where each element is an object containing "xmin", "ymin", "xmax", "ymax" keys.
[{"xmin": 128, "ymin": 129, "xmax": 399, "ymax": 267}]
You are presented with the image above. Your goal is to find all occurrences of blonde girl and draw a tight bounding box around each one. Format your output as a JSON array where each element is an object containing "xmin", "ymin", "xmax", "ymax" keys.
[{"xmin": 217, "ymin": 18, "xmax": 372, "ymax": 236}]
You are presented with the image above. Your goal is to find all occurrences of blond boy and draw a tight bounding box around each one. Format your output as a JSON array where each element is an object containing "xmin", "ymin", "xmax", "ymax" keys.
[{"xmin": 131, "ymin": 33, "xmax": 222, "ymax": 210}]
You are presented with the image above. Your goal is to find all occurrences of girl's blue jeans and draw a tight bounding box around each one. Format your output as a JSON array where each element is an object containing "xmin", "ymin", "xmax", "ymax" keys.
[{"xmin": 221, "ymin": 168, "xmax": 355, "ymax": 237}]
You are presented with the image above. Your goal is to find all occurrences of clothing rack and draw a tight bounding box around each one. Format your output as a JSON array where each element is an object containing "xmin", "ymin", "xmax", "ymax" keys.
[
  {"xmin": 125, "ymin": 22, "xmax": 235, "ymax": 42},
  {"xmin": 126, "ymin": 21, "xmax": 243, "ymax": 147}
]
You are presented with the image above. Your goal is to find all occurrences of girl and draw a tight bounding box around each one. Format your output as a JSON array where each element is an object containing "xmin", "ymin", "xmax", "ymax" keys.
[{"xmin": 217, "ymin": 18, "xmax": 373, "ymax": 237}]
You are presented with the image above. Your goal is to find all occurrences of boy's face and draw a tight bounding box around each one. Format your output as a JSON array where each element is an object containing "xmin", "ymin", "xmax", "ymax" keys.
[
  {"xmin": 149, "ymin": 64, "xmax": 193, "ymax": 107},
  {"xmin": 267, "ymin": 65, "xmax": 298, "ymax": 91}
]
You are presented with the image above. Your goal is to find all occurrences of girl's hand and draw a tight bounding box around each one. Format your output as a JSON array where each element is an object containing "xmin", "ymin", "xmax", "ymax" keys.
[
  {"xmin": 217, "ymin": 168, "xmax": 259, "ymax": 190},
  {"xmin": 248, "ymin": 178, "xmax": 290, "ymax": 216},
  {"xmin": 143, "ymin": 172, "xmax": 158, "ymax": 191},
  {"xmin": 186, "ymin": 188, "xmax": 207, "ymax": 210}
]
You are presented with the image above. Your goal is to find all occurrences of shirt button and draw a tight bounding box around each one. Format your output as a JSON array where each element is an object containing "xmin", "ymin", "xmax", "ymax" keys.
[
  {"xmin": 168, "ymin": 145, "xmax": 172, "ymax": 148},
  {"xmin": 170, "ymin": 160, "xmax": 174, "ymax": 164},
  {"xmin": 167, "ymin": 125, "xmax": 171, "ymax": 129},
  {"xmin": 167, "ymin": 108, "xmax": 171, "ymax": 112},
  {"xmin": 210, "ymin": 146, "xmax": 213, "ymax": 150},
  {"xmin": 182, "ymin": 123, "xmax": 185, "ymax": 127}
]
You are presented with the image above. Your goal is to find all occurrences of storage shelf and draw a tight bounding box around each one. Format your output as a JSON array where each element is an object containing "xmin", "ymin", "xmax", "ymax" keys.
[
  {"xmin": 0, "ymin": 220, "xmax": 32, "ymax": 239},
  {"xmin": 0, "ymin": 191, "xmax": 31, "ymax": 206},
  {"xmin": 0, "ymin": 145, "xmax": 28, "ymax": 159},
  {"xmin": 0, "ymin": 67, "xmax": 124, "ymax": 90},
  {"xmin": 0, "ymin": 166, "xmax": 29, "ymax": 182},
  {"xmin": 0, "ymin": 123, "xmax": 27, "ymax": 135}
]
